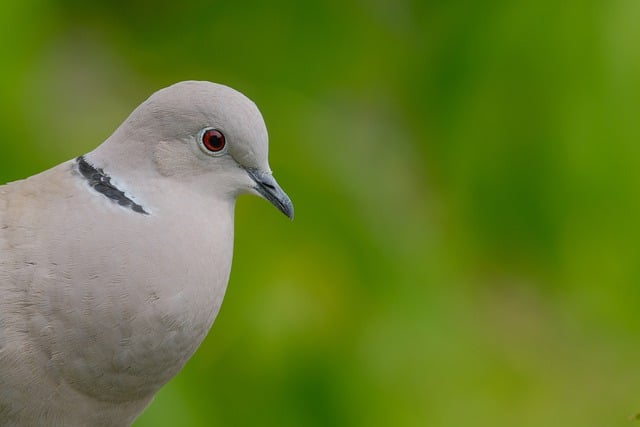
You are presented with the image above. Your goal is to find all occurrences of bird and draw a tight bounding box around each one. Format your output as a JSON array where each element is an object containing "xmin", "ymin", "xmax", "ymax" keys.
[{"xmin": 0, "ymin": 81, "xmax": 293, "ymax": 426}]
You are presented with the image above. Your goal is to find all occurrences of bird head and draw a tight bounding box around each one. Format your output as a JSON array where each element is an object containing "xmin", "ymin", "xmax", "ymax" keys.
[{"xmin": 91, "ymin": 81, "xmax": 293, "ymax": 219}]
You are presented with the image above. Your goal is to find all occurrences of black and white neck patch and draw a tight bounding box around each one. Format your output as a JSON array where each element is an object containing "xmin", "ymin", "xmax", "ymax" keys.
[{"xmin": 75, "ymin": 156, "xmax": 149, "ymax": 215}]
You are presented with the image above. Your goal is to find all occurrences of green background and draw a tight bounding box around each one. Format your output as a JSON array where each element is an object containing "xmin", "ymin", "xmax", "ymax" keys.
[{"xmin": 2, "ymin": 1, "xmax": 640, "ymax": 426}]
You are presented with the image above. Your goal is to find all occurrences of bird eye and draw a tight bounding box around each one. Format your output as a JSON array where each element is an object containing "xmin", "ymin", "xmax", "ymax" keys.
[{"xmin": 200, "ymin": 128, "xmax": 226, "ymax": 154}]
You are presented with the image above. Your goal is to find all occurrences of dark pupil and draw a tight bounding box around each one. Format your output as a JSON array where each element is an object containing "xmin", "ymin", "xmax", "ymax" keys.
[{"xmin": 206, "ymin": 131, "xmax": 223, "ymax": 150}]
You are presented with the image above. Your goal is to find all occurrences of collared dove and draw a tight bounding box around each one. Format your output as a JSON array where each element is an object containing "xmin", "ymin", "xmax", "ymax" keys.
[{"xmin": 0, "ymin": 81, "xmax": 293, "ymax": 426}]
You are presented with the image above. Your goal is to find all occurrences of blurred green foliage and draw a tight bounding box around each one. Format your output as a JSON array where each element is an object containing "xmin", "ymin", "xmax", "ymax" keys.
[{"xmin": 2, "ymin": 1, "xmax": 640, "ymax": 426}]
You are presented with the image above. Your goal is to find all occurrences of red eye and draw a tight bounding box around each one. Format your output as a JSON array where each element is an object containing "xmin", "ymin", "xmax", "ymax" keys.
[{"xmin": 202, "ymin": 129, "xmax": 226, "ymax": 153}]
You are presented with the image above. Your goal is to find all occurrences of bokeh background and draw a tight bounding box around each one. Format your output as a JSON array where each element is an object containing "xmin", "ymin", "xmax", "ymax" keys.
[{"xmin": 2, "ymin": 1, "xmax": 640, "ymax": 426}]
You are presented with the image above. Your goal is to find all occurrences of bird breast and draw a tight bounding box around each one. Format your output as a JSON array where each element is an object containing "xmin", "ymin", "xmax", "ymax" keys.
[{"xmin": 1, "ymin": 162, "xmax": 235, "ymax": 403}]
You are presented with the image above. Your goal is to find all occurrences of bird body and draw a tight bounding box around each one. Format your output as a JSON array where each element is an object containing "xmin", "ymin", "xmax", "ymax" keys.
[{"xmin": 0, "ymin": 81, "xmax": 292, "ymax": 426}]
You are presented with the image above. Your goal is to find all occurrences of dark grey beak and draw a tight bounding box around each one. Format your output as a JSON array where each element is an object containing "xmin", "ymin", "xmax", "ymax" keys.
[{"xmin": 246, "ymin": 168, "xmax": 294, "ymax": 220}]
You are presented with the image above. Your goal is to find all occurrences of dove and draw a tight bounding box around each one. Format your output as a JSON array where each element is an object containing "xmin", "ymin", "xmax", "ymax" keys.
[{"xmin": 0, "ymin": 81, "xmax": 293, "ymax": 426}]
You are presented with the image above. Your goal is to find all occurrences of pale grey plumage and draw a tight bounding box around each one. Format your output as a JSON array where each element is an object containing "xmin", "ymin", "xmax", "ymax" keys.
[{"xmin": 0, "ymin": 81, "xmax": 292, "ymax": 426}]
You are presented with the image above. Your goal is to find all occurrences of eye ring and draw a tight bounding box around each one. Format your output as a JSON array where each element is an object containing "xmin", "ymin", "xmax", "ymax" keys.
[{"xmin": 199, "ymin": 128, "xmax": 227, "ymax": 155}]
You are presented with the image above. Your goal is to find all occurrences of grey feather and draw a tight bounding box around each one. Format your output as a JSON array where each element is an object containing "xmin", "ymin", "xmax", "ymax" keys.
[{"xmin": 0, "ymin": 81, "xmax": 292, "ymax": 426}]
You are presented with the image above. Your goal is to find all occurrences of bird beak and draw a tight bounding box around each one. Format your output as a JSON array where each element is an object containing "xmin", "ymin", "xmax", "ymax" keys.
[{"xmin": 245, "ymin": 168, "xmax": 294, "ymax": 220}]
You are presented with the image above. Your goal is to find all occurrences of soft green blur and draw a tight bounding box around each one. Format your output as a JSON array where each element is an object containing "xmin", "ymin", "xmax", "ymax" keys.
[{"xmin": 2, "ymin": 1, "xmax": 640, "ymax": 426}]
